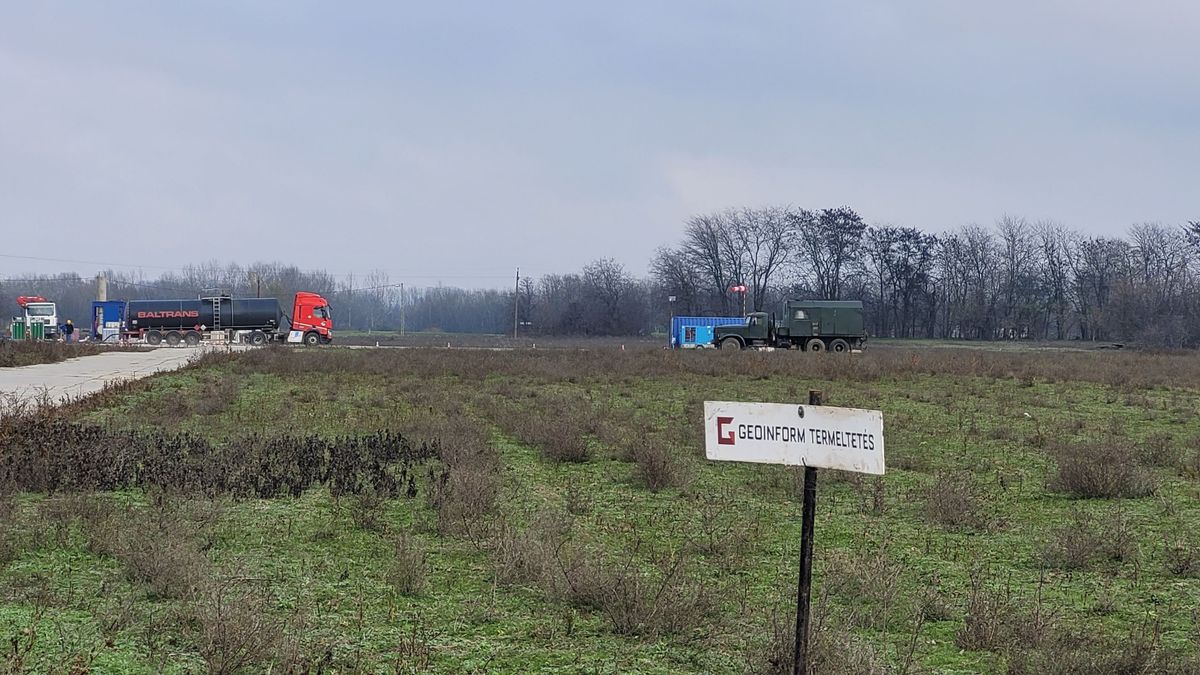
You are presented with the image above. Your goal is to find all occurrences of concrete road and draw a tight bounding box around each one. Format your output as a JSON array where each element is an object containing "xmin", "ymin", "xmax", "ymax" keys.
[{"xmin": 0, "ymin": 348, "xmax": 205, "ymax": 410}]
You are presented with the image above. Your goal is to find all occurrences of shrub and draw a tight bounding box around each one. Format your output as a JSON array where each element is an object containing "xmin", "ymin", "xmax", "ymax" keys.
[
  {"xmin": 419, "ymin": 409, "xmax": 500, "ymax": 539},
  {"xmin": 1040, "ymin": 508, "xmax": 1137, "ymax": 570},
  {"xmin": 426, "ymin": 465, "xmax": 498, "ymax": 538},
  {"xmin": 1163, "ymin": 534, "xmax": 1200, "ymax": 577},
  {"xmin": 1180, "ymin": 442, "xmax": 1200, "ymax": 480},
  {"xmin": 924, "ymin": 472, "xmax": 990, "ymax": 531},
  {"xmin": 532, "ymin": 423, "xmax": 592, "ymax": 463},
  {"xmin": 386, "ymin": 532, "xmax": 429, "ymax": 596},
  {"xmin": 86, "ymin": 496, "xmax": 214, "ymax": 600},
  {"xmin": 349, "ymin": 489, "xmax": 387, "ymax": 532},
  {"xmin": 193, "ymin": 581, "xmax": 284, "ymax": 674},
  {"xmin": 629, "ymin": 440, "xmax": 690, "ymax": 492},
  {"xmin": 753, "ymin": 598, "xmax": 885, "ymax": 674},
  {"xmin": 0, "ymin": 527, "xmax": 14, "ymax": 569},
  {"xmin": 822, "ymin": 545, "xmax": 906, "ymax": 631},
  {"xmin": 555, "ymin": 548, "xmax": 713, "ymax": 637},
  {"xmin": 110, "ymin": 522, "xmax": 211, "ymax": 600},
  {"xmin": 480, "ymin": 392, "xmax": 597, "ymax": 463},
  {"xmin": 0, "ymin": 417, "xmax": 433, "ymax": 499},
  {"xmin": 491, "ymin": 511, "xmax": 712, "ymax": 638},
  {"xmin": 1137, "ymin": 431, "xmax": 1181, "ymax": 468},
  {"xmin": 1006, "ymin": 617, "xmax": 1193, "ymax": 675},
  {"xmin": 955, "ymin": 567, "xmax": 1066, "ymax": 656},
  {"xmin": 0, "ymin": 493, "xmax": 17, "ymax": 567},
  {"xmin": 490, "ymin": 509, "xmax": 571, "ymax": 586},
  {"xmin": 38, "ymin": 492, "xmax": 114, "ymax": 530},
  {"xmin": 0, "ymin": 341, "xmax": 139, "ymax": 368},
  {"xmin": 689, "ymin": 490, "xmax": 754, "ymax": 559},
  {"xmin": 956, "ymin": 567, "xmax": 1017, "ymax": 652},
  {"xmin": 1048, "ymin": 438, "xmax": 1157, "ymax": 499}
]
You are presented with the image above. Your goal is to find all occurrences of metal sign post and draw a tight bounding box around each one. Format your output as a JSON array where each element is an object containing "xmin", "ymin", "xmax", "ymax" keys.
[
  {"xmin": 794, "ymin": 390, "xmax": 820, "ymax": 675},
  {"xmin": 703, "ymin": 391, "xmax": 885, "ymax": 675}
]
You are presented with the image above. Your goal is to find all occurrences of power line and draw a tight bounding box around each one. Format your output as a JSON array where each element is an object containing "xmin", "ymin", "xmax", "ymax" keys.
[
  {"xmin": 0, "ymin": 277, "xmax": 86, "ymax": 284},
  {"xmin": 107, "ymin": 279, "xmax": 194, "ymax": 293},
  {"xmin": 0, "ymin": 277, "xmax": 193, "ymax": 293},
  {"xmin": 0, "ymin": 252, "xmax": 174, "ymax": 270}
]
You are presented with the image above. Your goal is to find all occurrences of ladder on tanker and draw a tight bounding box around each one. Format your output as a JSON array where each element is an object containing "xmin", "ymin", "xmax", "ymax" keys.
[{"xmin": 211, "ymin": 297, "xmax": 222, "ymax": 331}]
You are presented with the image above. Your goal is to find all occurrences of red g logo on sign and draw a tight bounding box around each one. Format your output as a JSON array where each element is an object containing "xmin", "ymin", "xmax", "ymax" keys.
[{"xmin": 717, "ymin": 416, "xmax": 735, "ymax": 445}]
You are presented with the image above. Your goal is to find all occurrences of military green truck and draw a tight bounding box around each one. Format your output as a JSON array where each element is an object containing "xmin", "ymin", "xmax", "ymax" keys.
[{"xmin": 713, "ymin": 300, "xmax": 866, "ymax": 352}]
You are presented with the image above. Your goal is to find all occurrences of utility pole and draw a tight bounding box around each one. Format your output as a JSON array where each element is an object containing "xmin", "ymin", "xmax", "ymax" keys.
[
  {"xmin": 256, "ymin": 273, "xmax": 261, "ymax": 298},
  {"xmin": 512, "ymin": 267, "xmax": 520, "ymax": 339},
  {"xmin": 400, "ymin": 282, "xmax": 406, "ymax": 336}
]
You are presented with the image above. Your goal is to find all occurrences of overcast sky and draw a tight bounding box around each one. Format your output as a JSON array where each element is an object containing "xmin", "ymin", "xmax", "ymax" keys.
[{"xmin": 2, "ymin": 1, "xmax": 1197, "ymax": 284}]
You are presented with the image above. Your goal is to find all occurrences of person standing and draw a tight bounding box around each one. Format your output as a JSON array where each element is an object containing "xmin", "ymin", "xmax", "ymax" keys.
[{"xmin": 63, "ymin": 319, "xmax": 75, "ymax": 343}]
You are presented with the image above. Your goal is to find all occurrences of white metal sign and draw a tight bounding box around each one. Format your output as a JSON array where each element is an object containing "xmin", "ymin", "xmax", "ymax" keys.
[{"xmin": 704, "ymin": 401, "xmax": 885, "ymax": 475}]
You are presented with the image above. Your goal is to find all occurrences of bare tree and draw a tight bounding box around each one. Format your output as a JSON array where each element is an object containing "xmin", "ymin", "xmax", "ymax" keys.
[
  {"xmin": 865, "ymin": 226, "xmax": 902, "ymax": 336},
  {"xmin": 1129, "ymin": 223, "xmax": 1190, "ymax": 311},
  {"xmin": 728, "ymin": 207, "xmax": 792, "ymax": 311},
  {"xmin": 1184, "ymin": 220, "xmax": 1200, "ymax": 250},
  {"xmin": 583, "ymin": 258, "xmax": 629, "ymax": 335},
  {"xmin": 650, "ymin": 246, "xmax": 703, "ymax": 315},
  {"xmin": 681, "ymin": 213, "xmax": 732, "ymax": 314},
  {"xmin": 996, "ymin": 216, "xmax": 1039, "ymax": 339},
  {"xmin": 1035, "ymin": 221, "xmax": 1073, "ymax": 340},
  {"xmin": 1069, "ymin": 237, "xmax": 1130, "ymax": 341},
  {"xmin": 790, "ymin": 207, "xmax": 867, "ymax": 300},
  {"xmin": 891, "ymin": 228, "xmax": 938, "ymax": 338}
]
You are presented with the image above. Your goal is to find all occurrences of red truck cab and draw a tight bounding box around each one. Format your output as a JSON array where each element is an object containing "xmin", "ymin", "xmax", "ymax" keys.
[{"xmin": 291, "ymin": 292, "xmax": 333, "ymax": 345}]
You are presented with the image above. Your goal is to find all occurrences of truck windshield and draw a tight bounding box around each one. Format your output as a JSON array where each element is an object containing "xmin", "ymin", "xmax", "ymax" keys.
[{"xmin": 26, "ymin": 305, "xmax": 55, "ymax": 316}]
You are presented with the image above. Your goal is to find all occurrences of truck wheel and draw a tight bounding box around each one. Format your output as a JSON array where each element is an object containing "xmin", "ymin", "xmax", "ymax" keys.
[
  {"xmin": 146, "ymin": 331, "xmax": 163, "ymax": 346},
  {"xmin": 165, "ymin": 332, "xmax": 182, "ymax": 346},
  {"xmin": 805, "ymin": 338, "xmax": 825, "ymax": 353},
  {"xmin": 720, "ymin": 336, "xmax": 743, "ymax": 350},
  {"xmin": 185, "ymin": 331, "xmax": 202, "ymax": 346},
  {"xmin": 249, "ymin": 330, "xmax": 267, "ymax": 346},
  {"xmin": 303, "ymin": 332, "xmax": 321, "ymax": 347},
  {"xmin": 830, "ymin": 339, "xmax": 849, "ymax": 353}
]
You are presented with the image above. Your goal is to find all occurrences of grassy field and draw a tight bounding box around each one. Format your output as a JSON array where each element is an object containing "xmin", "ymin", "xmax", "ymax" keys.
[
  {"xmin": 2, "ymin": 345, "xmax": 1200, "ymax": 673},
  {"xmin": 333, "ymin": 330, "xmax": 663, "ymax": 350}
]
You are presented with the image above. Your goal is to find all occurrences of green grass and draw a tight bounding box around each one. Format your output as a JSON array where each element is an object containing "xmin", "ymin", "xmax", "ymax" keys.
[{"xmin": 2, "ymin": 347, "xmax": 1200, "ymax": 672}]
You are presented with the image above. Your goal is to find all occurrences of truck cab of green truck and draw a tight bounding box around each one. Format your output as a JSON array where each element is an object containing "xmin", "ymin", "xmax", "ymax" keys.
[{"xmin": 714, "ymin": 300, "xmax": 866, "ymax": 353}]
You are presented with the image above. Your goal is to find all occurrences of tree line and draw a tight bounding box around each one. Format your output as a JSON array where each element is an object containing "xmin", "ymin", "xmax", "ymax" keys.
[
  {"xmin": 653, "ymin": 209, "xmax": 1200, "ymax": 347},
  {"xmin": 5, "ymin": 212, "xmax": 1200, "ymax": 346}
]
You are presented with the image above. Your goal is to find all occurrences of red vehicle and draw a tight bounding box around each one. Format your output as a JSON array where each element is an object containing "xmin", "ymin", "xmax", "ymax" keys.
[
  {"xmin": 124, "ymin": 291, "xmax": 333, "ymax": 346},
  {"xmin": 289, "ymin": 292, "xmax": 334, "ymax": 345}
]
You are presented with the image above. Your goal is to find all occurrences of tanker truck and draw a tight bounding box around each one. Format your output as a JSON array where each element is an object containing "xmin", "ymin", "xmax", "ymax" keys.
[{"xmin": 125, "ymin": 291, "xmax": 333, "ymax": 346}]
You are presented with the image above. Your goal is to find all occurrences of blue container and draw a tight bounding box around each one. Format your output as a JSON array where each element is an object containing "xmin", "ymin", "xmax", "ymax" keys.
[
  {"xmin": 670, "ymin": 316, "xmax": 744, "ymax": 348},
  {"xmin": 91, "ymin": 300, "xmax": 127, "ymax": 341}
]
